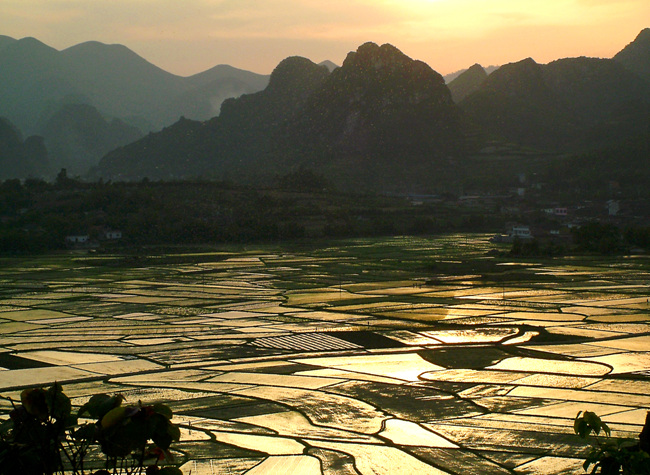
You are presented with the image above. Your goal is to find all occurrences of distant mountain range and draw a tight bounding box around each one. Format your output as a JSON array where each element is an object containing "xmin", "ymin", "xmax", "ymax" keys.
[
  {"xmin": 96, "ymin": 43, "xmax": 467, "ymax": 190},
  {"xmin": 95, "ymin": 29, "xmax": 650, "ymax": 190},
  {"xmin": 0, "ymin": 36, "xmax": 269, "ymax": 134},
  {"xmin": 0, "ymin": 118, "xmax": 49, "ymax": 180},
  {"xmin": 0, "ymin": 36, "xmax": 269, "ymax": 176},
  {"xmin": 459, "ymin": 55, "xmax": 650, "ymax": 151},
  {"xmin": 1, "ymin": 29, "xmax": 649, "ymax": 190},
  {"xmin": 614, "ymin": 28, "xmax": 650, "ymax": 82},
  {"xmin": 444, "ymin": 65, "xmax": 499, "ymax": 84}
]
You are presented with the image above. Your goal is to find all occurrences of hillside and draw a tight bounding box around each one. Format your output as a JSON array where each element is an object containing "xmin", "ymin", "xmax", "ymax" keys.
[
  {"xmin": 0, "ymin": 37, "xmax": 269, "ymax": 135},
  {"xmin": 0, "ymin": 117, "xmax": 50, "ymax": 180},
  {"xmin": 96, "ymin": 32, "xmax": 650, "ymax": 191},
  {"xmin": 447, "ymin": 63, "xmax": 488, "ymax": 102},
  {"xmin": 96, "ymin": 43, "xmax": 467, "ymax": 190},
  {"xmin": 97, "ymin": 56, "xmax": 331, "ymax": 181},
  {"xmin": 2, "ymin": 30, "xmax": 650, "ymax": 192},
  {"xmin": 291, "ymin": 42, "xmax": 465, "ymax": 190},
  {"xmin": 614, "ymin": 28, "xmax": 650, "ymax": 82},
  {"xmin": 41, "ymin": 103, "xmax": 143, "ymax": 175},
  {"xmin": 459, "ymin": 56, "xmax": 650, "ymax": 151}
]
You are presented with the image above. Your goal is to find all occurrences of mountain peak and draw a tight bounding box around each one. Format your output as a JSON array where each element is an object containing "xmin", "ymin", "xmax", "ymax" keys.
[
  {"xmin": 62, "ymin": 40, "xmax": 148, "ymax": 64},
  {"xmin": 0, "ymin": 35, "xmax": 16, "ymax": 51},
  {"xmin": 295, "ymin": 41, "xmax": 460, "ymax": 159},
  {"xmin": 634, "ymin": 28, "xmax": 650, "ymax": 42},
  {"xmin": 448, "ymin": 64, "xmax": 488, "ymax": 102},
  {"xmin": 266, "ymin": 56, "xmax": 330, "ymax": 95},
  {"xmin": 614, "ymin": 28, "xmax": 650, "ymax": 81},
  {"xmin": 2, "ymin": 36, "xmax": 57, "ymax": 56},
  {"xmin": 482, "ymin": 57, "xmax": 544, "ymax": 94},
  {"xmin": 318, "ymin": 60, "xmax": 339, "ymax": 72},
  {"xmin": 336, "ymin": 42, "xmax": 446, "ymax": 92},
  {"xmin": 342, "ymin": 42, "xmax": 417, "ymax": 72}
]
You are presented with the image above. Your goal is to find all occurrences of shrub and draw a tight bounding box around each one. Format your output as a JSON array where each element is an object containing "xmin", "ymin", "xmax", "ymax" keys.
[
  {"xmin": 0, "ymin": 383, "xmax": 181, "ymax": 475},
  {"xmin": 574, "ymin": 410, "xmax": 650, "ymax": 474}
]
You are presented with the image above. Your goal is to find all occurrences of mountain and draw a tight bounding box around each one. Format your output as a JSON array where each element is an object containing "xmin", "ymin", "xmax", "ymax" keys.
[
  {"xmin": 0, "ymin": 37, "xmax": 269, "ymax": 136},
  {"xmin": 459, "ymin": 58, "xmax": 562, "ymax": 149},
  {"xmin": 97, "ymin": 33, "xmax": 650, "ymax": 189},
  {"xmin": 8, "ymin": 29, "xmax": 650, "ymax": 190},
  {"xmin": 176, "ymin": 64, "xmax": 271, "ymax": 118},
  {"xmin": 614, "ymin": 28, "xmax": 650, "ymax": 82},
  {"xmin": 96, "ymin": 43, "xmax": 466, "ymax": 189},
  {"xmin": 0, "ymin": 38, "xmax": 63, "ymax": 134},
  {"xmin": 41, "ymin": 103, "xmax": 143, "ymax": 175},
  {"xmin": 55, "ymin": 41, "xmax": 186, "ymax": 129},
  {"xmin": 0, "ymin": 118, "xmax": 50, "ymax": 180},
  {"xmin": 0, "ymin": 36, "xmax": 269, "ymax": 176},
  {"xmin": 447, "ymin": 63, "xmax": 488, "ymax": 102},
  {"xmin": 96, "ymin": 56, "xmax": 330, "ymax": 180},
  {"xmin": 319, "ymin": 60, "xmax": 339, "ymax": 72},
  {"xmin": 294, "ymin": 42, "xmax": 463, "ymax": 160},
  {"xmin": 0, "ymin": 35, "xmax": 16, "ymax": 52},
  {"xmin": 444, "ymin": 65, "xmax": 498, "ymax": 84},
  {"xmin": 459, "ymin": 55, "xmax": 650, "ymax": 150}
]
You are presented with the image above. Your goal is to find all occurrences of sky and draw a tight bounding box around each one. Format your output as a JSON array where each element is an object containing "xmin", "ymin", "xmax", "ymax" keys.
[{"xmin": 1, "ymin": 0, "xmax": 648, "ymax": 77}]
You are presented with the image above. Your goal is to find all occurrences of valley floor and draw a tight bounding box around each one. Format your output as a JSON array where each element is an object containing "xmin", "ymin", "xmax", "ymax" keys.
[{"xmin": 1, "ymin": 235, "xmax": 649, "ymax": 474}]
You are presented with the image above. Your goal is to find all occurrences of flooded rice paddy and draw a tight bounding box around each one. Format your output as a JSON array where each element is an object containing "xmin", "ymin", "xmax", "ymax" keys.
[{"xmin": 1, "ymin": 234, "xmax": 650, "ymax": 474}]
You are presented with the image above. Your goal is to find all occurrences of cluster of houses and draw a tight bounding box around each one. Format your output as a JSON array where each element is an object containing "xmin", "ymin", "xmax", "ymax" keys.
[{"xmin": 64, "ymin": 228, "xmax": 122, "ymax": 249}]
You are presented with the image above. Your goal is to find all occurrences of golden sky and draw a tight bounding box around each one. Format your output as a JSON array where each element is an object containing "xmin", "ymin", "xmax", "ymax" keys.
[{"xmin": 1, "ymin": 0, "xmax": 648, "ymax": 76}]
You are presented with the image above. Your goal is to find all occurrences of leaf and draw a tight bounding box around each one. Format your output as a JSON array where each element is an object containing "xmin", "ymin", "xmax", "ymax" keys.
[
  {"xmin": 167, "ymin": 423, "xmax": 181, "ymax": 442},
  {"xmin": 46, "ymin": 382, "xmax": 72, "ymax": 422},
  {"xmin": 600, "ymin": 420, "xmax": 611, "ymax": 438},
  {"xmin": 153, "ymin": 403, "xmax": 173, "ymax": 420},
  {"xmin": 584, "ymin": 411, "xmax": 604, "ymax": 436},
  {"xmin": 20, "ymin": 388, "xmax": 48, "ymax": 420},
  {"xmin": 574, "ymin": 411, "xmax": 583, "ymax": 431},
  {"xmin": 80, "ymin": 394, "xmax": 124, "ymax": 420},
  {"xmin": 100, "ymin": 406, "xmax": 127, "ymax": 429},
  {"xmin": 64, "ymin": 414, "xmax": 79, "ymax": 428},
  {"xmin": 152, "ymin": 428, "xmax": 173, "ymax": 452},
  {"xmin": 575, "ymin": 417, "xmax": 590, "ymax": 438},
  {"xmin": 72, "ymin": 423, "xmax": 97, "ymax": 442}
]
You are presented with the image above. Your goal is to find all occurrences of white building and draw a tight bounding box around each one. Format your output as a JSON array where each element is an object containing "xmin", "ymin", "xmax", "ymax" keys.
[{"xmin": 65, "ymin": 235, "xmax": 90, "ymax": 244}]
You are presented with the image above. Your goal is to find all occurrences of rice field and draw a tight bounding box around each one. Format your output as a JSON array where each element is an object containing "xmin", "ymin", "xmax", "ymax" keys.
[{"xmin": 1, "ymin": 234, "xmax": 649, "ymax": 474}]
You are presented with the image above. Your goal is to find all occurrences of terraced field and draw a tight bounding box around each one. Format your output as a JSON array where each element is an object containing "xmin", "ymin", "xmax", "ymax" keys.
[{"xmin": 1, "ymin": 235, "xmax": 649, "ymax": 474}]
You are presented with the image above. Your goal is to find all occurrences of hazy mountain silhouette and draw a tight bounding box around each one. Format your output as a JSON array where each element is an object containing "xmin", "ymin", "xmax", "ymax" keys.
[
  {"xmin": 0, "ymin": 37, "xmax": 269, "ymax": 136},
  {"xmin": 444, "ymin": 65, "xmax": 499, "ymax": 84},
  {"xmin": 293, "ymin": 42, "xmax": 463, "ymax": 159},
  {"xmin": 96, "ymin": 32, "xmax": 650, "ymax": 188},
  {"xmin": 0, "ymin": 117, "xmax": 50, "ymax": 180},
  {"xmin": 460, "ymin": 55, "xmax": 650, "ymax": 150},
  {"xmin": 0, "ymin": 35, "xmax": 16, "ymax": 51},
  {"xmin": 319, "ymin": 60, "xmax": 339, "ymax": 72},
  {"xmin": 447, "ymin": 64, "xmax": 488, "ymax": 102},
  {"xmin": 97, "ymin": 56, "xmax": 330, "ymax": 180},
  {"xmin": 41, "ymin": 103, "xmax": 143, "ymax": 175},
  {"xmin": 97, "ymin": 43, "xmax": 466, "ymax": 187},
  {"xmin": 174, "ymin": 64, "xmax": 270, "ymax": 118},
  {"xmin": 614, "ymin": 28, "xmax": 650, "ymax": 82},
  {"xmin": 3, "ymin": 29, "xmax": 650, "ymax": 189}
]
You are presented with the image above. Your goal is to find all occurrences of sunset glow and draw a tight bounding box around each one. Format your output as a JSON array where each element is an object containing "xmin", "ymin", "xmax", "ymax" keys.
[{"xmin": 0, "ymin": 0, "xmax": 648, "ymax": 76}]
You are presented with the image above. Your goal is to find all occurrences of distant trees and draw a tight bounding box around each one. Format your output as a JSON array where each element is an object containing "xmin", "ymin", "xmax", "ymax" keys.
[
  {"xmin": 572, "ymin": 222, "xmax": 625, "ymax": 254},
  {"xmin": 278, "ymin": 168, "xmax": 329, "ymax": 192}
]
